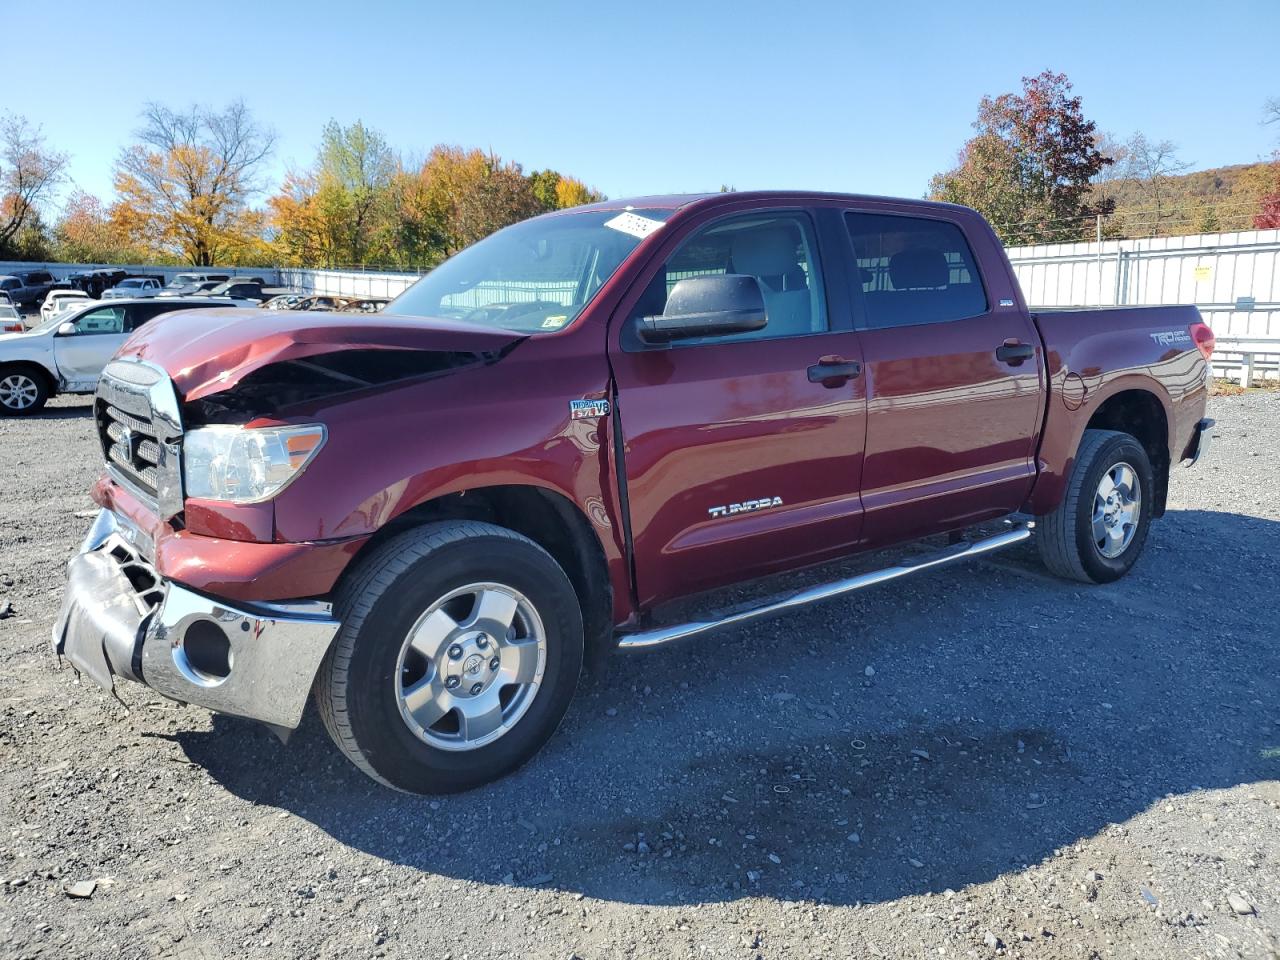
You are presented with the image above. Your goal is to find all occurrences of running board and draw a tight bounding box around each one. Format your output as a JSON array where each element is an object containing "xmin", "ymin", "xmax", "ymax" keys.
[{"xmin": 616, "ymin": 522, "xmax": 1033, "ymax": 651}]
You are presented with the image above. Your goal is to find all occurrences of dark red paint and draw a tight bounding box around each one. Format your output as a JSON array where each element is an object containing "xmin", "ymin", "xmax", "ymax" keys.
[{"xmin": 100, "ymin": 192, "xmax": 1208, "ymax": 621}]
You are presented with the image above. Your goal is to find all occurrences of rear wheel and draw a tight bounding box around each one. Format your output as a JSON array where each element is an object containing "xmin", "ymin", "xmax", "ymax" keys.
[
  {"xmin": 0, "ymin": 366, "xmax": 50, "ymax": 415},
  {"xmin": 1036, "ymin": 429, "xmax": 1153, "ymax": 583},
  {"xmin": 315, "ymin": 520, "xmax": 584, "ymax": 793}
]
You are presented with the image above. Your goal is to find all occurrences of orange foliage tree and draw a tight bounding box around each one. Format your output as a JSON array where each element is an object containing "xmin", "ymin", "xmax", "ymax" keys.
[{"xmin": 111, "ymin": 101, "xmax": 274, "ymax": 265}]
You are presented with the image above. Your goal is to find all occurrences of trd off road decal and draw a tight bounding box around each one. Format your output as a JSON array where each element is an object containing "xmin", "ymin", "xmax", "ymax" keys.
[{"xmin": 1150, "ymin": 330, "xmax": 1192, "ymax": 347}]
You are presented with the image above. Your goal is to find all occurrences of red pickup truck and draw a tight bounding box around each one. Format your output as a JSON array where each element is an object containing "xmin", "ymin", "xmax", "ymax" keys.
[{"xmin": 55, "ymin": 192, "xmax": 1214, "ymax": 793}]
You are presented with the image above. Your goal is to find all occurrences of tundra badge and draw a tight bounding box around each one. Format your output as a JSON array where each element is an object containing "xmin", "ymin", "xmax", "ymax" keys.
[
  {"xmin": 708, "ymin": 496, "xmax": 783, "ymax": 519},
  {"xmin": 569, "ymin": 398, "xmax": 611, "ymax": 420}
]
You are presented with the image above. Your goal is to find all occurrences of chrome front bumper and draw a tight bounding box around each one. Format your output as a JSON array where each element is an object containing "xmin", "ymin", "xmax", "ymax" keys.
[{"xmin": 52, "ymin": 509, "xmax": 340, "ymax": 730}]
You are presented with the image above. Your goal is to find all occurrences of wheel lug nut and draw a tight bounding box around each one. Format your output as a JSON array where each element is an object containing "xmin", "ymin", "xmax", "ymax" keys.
[
  {"xmin": 470, "ymin": 683, "xmax": 483, "ymax": 695},
  {"xmin": 476, "ymin": 636, "xmax": 489, "ymax": 649},
  {"xmin": 489, "ymin": 657, "xmax": 500, "ymax": 671},
  {"xmin": 445, "ymin": 676, "xmax": 460, "ymax": 689},
  {"xmin": 448, "ymin": 644, "xmax": 463, "ymax": 659}
]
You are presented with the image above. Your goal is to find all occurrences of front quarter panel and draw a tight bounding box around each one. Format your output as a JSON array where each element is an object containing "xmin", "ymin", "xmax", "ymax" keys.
[{"xmin": 268, "ymin": 333, "xmax": 629, "ymax": 609}]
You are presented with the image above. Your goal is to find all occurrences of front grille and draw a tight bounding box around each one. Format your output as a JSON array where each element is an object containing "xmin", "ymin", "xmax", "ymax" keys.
[
  {"xmin": 99, "ymin": 399, "xmax": 160, "ymax": 496},
  {"xmin": 95, "ymin": 360, "xmax": 185, "ymax": 518}
]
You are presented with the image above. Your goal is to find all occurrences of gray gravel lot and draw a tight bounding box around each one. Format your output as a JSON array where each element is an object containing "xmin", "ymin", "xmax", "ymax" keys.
[{"xmin": 1, "ymin": 392, "xmax": 1277, "ymax": 960}]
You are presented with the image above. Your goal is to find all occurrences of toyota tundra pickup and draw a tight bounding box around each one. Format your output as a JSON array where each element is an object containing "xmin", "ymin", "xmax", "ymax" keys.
[{"xmin": 54, "ymin": 192, "xmax": 1214, "ymax": 793}]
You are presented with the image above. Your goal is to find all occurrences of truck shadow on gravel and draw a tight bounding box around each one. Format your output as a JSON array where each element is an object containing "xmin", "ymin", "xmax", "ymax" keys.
[{"xmin": 173, "ymin": 508, "xmax": 1280, "ymax": 908}]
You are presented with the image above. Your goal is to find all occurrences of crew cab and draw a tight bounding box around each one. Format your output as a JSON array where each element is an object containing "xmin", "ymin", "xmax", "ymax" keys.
[
  {"xmin": 54, "ymin": 193, "xmax": 1214, "ymax": 793},
  {"xmin": 0, "ymin": 298, "xmax": 229, "ymax": 413}
]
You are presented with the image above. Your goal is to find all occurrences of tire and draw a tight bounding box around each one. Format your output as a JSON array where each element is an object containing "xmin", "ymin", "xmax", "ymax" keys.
[
  {"xmin": 0, "ymin": 365, "xmax": 50, "ymax": 415},
  {"xmin": 1036, "ymin": 429, "xmax": 1154, "ymax": 584},
  {"xmin": 315, "ymin": 520, "xmax": 584, "ymax": 793}
]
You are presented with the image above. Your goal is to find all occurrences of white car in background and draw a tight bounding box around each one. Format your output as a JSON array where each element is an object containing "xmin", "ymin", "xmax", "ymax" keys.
[
  {"xmin": 102, "ymin": 277, "xmax": 163, "ymax": 299},
  {"xmin": 40, "ymin": 289, "xmax": 91, "ymax": 323},
  {"xmin": 0, "ymin": 297, "xmax": 229, "ymax": 415},
  {"xmin": 0, "ymin": 303, "xmax": 23, "ymax": 334}
]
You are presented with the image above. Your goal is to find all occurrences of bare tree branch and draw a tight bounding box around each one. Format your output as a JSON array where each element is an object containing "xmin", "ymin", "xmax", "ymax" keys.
[{"xmin": 1122, "ymin": 132, "xmax": 1192, "ymax": 232}]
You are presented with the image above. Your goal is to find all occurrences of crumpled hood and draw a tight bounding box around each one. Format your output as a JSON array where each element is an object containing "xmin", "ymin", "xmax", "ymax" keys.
[{"xmin": 118, "ymin": 307, "xmax": 525, "ymax": 401}]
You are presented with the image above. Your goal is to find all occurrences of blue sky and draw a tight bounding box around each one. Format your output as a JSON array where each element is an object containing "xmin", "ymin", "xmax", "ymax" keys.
[{"xmin": 4, "ymin": 0, "xmax": 1277, "ymax": 211}]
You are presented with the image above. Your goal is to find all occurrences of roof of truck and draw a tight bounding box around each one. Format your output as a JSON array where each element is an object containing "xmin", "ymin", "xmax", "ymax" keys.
[{"xmin": 557, "ymin": 190, "xmax": 978, "ymax": 216}]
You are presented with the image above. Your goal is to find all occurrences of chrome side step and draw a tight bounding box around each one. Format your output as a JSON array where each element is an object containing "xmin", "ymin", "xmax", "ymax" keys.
[{"xmin": 616, "ymin": 522, "xmax": 1033, "ymax": 651}]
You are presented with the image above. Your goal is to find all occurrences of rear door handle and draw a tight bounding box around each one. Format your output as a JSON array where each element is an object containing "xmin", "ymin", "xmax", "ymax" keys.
[
  {"xmin": 995, "ymin": 340, "xmax": 1035, "ymax": 365},
  {"xmin": 807, "ymin": 356, "xmax": 862, "ymax": 386}
]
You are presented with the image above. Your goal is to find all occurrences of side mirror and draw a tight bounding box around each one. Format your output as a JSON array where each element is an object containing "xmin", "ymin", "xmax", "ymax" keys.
[
  {"xmin": 56, "ymin": 321, "xmax": 77, "ymax": 336},
  {"xmin": 636, "ymin": 274, "xmax": 767, "ymax": 345}
]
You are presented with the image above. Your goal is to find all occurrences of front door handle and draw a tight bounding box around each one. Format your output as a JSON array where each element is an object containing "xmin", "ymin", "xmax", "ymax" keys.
[
  {"xmin": 995, "ymin": 339, "xmax": 1035, "ymax": 365},
  {"xmin": 807, "ymin": 356, "xmax": 862, "ymax": 386}
]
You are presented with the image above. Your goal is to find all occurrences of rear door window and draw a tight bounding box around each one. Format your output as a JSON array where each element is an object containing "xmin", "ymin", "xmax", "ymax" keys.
[{"xmin": 844, "ymin": 213, "xmax": 987, "ymax": 329}]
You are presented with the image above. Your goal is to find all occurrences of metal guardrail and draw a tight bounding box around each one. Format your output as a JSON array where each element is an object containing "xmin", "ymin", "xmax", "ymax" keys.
[{"xmin": 1212, "ymin": 338, "xmax": 1280, "ymax": 387}]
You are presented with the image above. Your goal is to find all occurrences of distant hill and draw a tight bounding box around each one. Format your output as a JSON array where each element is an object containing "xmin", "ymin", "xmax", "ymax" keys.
[{"xmin": 1090, "ymin": 160, "xmax": 1277, "ymax": 237}]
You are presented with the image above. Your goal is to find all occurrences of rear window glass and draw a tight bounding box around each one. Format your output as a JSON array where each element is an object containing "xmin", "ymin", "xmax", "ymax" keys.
[{"xmin": 845, "ymin": 213, "xmax": 987, "ymax": 328}]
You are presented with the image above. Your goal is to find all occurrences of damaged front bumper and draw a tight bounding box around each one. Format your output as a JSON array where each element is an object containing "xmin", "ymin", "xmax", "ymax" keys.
[{"xmin": 52, "ymin": 509, "xmax": 339, "ymax": 730}]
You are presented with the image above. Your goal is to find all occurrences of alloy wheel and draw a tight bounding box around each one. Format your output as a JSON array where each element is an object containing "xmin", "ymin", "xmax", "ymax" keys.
[
  {"xmin": 1092, "ymin": 462, "xmax": 1141, "ymax": 559},
  {"xmin": 394, "ymin": 582, "xmax": 547, "ymax": 751},
  {"xmin": 0, "ymin": 374, "xmax": 39, "ymax": 411}
]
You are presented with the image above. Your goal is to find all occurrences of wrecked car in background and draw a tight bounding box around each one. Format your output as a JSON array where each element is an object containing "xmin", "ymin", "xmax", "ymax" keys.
[{"xmin": 54, "ymin": 192, "xmax": 1213, "ymax": 794}]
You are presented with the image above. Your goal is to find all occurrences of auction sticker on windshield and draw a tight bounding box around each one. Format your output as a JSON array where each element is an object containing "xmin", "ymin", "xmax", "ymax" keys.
[{"xmin": 604, "ymin": 212, "xmax": 665, "ymax": 239}]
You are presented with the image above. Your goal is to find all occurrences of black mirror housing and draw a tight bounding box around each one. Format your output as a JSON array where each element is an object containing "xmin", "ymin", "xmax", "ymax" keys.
[{"xmin": 637, "ymin": 274, "xmax": 767, "ymax": 345}]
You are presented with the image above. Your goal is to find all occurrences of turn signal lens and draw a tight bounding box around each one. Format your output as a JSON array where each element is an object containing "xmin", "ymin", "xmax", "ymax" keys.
[{"xmin": 1189, "ymin": 321, "xmax": 1215, "ymax": 361}]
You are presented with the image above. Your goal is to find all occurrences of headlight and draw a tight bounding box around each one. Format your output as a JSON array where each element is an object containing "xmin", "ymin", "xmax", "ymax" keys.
[{"xmin": 183, "ymin": 424, "xmax": 326, "ymax": 503}]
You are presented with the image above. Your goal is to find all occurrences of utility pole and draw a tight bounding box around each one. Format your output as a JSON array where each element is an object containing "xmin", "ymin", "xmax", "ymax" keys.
[{"xmin": 1096, "ymin": 214, "xmax": 1104, "ymax": 306}]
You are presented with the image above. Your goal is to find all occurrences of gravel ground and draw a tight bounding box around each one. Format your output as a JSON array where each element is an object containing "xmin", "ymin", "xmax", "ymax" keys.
[{"xmin": 1, "ymin": 392, "xmax": 1277, "ymax": 960}]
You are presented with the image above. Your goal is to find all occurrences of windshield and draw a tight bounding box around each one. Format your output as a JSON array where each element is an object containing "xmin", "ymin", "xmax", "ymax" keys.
[
  {"xmin": 170, "ymin": 274, "xmax": 200, "ymax": 287},
  {"xmin": 387, "ymin": 208, "xmax": 670, "ymax": 333},
  {"xmin": 118, "ymin": 279, "xmax": 144, "ymax": 288}
]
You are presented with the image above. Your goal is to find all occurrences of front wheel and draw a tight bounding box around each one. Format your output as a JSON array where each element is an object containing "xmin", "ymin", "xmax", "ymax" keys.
[
  {"xmin": 1036, "ymin": 429, "xmax": 1154, "ymax": 584},
  {"xmin": 0, "ymin": 366, "xmax": 50, "ymax": 415},
  {"xmin": 315, "ymin": 521, "xmax": 584, "ymax": 793}
]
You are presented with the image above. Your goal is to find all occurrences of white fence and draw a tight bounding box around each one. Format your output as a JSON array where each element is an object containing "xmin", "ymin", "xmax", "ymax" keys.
[
  {"xmin": 276, "ymin": 267, "xmax": 419, "ymax": 300},
  {"xmin": 1007, "ymin": 229, "xmax": 1280, "ymax": 382}
]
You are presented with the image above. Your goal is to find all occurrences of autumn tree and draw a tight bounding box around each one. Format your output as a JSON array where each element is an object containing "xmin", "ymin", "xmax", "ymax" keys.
[
  {"xmin": 269, "ymin": 120, "xmax": 397, "ymax": 267},
  {"xmin": 930, "ymin": 71, "xmax": 1112, "ymax": 243},
  {"xmin": 411, "ymin": 146, "xmax": 544, "ymax": 255},
  {"xmin": 269, "ymin": 127, "xmax": 605, "ymax": 269},
  {"xmin": 112, "ymin": 100, "xmax": 274, "ymax": 265},
  {"xmin": 527, "ymin": 169, "xmax": 604, "ymax": 211},
  {"xmin": 1254, "ymin": 97, "xmax": 1280, "ymax": 229},
  {"xmin": 53, "ymin": 191, "xmax": 145, "ymax": 263},
  {"xmin": 0, "ymin": 114, "xmax": 68, "ymax": 258}
]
